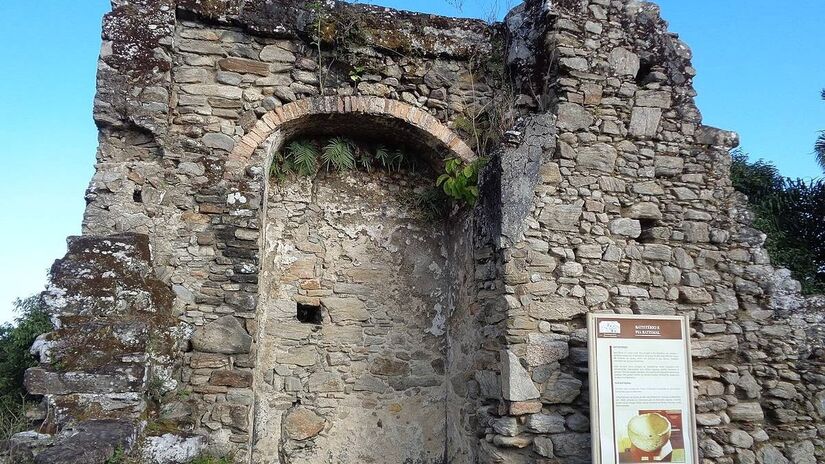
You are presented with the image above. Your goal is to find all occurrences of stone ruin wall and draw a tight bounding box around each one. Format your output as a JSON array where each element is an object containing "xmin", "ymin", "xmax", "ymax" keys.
[{"xmin": 13, "ymin": 0, "xmax": 825, "ymax": 463}]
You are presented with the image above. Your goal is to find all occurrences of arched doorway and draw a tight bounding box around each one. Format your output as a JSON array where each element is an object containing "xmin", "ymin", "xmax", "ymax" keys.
[{"xmin": 238, "ymin": 97, "xmax": 476, "ymax": 463}]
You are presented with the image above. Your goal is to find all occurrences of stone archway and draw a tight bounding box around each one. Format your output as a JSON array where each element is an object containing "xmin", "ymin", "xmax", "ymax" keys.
[
  {"xmin": 224, "ymin": 96, "xmax": 476, "ymax": 183},
  {"xmin": 227, "ymin": 96, "xmax": 477, "ymax": 463}
]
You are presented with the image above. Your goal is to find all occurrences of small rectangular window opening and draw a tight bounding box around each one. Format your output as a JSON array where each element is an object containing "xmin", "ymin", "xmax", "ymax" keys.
[
  {"xmin": 297, "ymin": 303, "xmax": 323, "ymax": 325},
  {"xmin": 639, "ymin": 218, "xmax": 660, "ymax": 243}
]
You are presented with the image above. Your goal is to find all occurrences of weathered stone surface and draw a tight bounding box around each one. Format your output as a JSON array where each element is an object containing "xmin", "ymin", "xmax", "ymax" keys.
[
  {"xmin": 530, "ymin": 296, "xmax": 587, "ymax": 321},
  {"xmin": 525, "ymin": 413, "xmax": 566, "ymax": 434},
  {"xmin": 533, "ymin": 436, "xmax": 554, "ymax": 458},
  {"xmin": 541, "ymin": 372, "xmax": 582, "ymax": 404},
  {"xmin": 729, "ymin": 430, "xmax": 754, "ymax": 449},
  {"xmin": 576, "ymin": 143, "xmax": 617, "ymax": 173},
  {"xmin": 34, "ymin": 420, "xmax": 138, "ymax": 464},
  {"xmin": 7, "ymin": 431, "xmax": 53, "ymax": 463},
  {"xmin": 729, "ymin": 402, "xmax": 765, "ymax": 422},
  {"xmin": 636, "ymin": 90, "xmax": 672, "ymax": 108},
  {"xmin": 501, "ymin": 350, "xmax": 540, "ymax": 401},
  {"xmin": 259, "ymin": 45, "xmax": 296, "ymax": 62},
  {"xmin": 701, "ymin": 439, "xmax": 725, "ymax": 458},
  {"xmin": 608, "ymin": 47, "xmax": 640, "ymax": 76},
  {"xmin": 369, "ymin": 357, "xmax": 410, "ymax": 376},
  {"xmin": 680, "ymin": 287, "xmax": 713, "ymax": 304},
  {"xmin": 624, "ymin": 202, "xmax": 662, "ymax": 220},
  {"xmin": 655, "ymin": 156, "xmax": 685, "ymax": 176},
  {"xmin": 521, "ymin": 334, "xmax": 569, "ymax": 366},
  {"xmin": 552, "ymin": 433, "xmax": 591, "ymax": 458},
  {"xmin": 492, "ymin": 435, "xmax": 532, "ymax": 448},
  {"xmin": 191, "ymin": 316, "xmax": 252, "ymax": 354},
  {"xmin": 321, "ymin": 297, "xmax": 369, "ymax": 322},
  {"xmin": 210, "ymin": 370, "xmax": 253, "ymax": 388},
  {"xmin": 557, "ymin": 103, "xmax": 594, "ymax": 131},
  {"xmin": 757, "ymin": 445, "xmax": 789, "ymax": 464},
  {"xmin": 692, "ymin": 335, "xmax": 738, "ymax": 358},
  {"xmin": 539, "ymin": 204, "xmax": 582, "ymax": 231},
  {"xmin": 609, "ymin": 218, "xmax": 642, "ymax": 238},
  {"xmin": 218, "ymin": 57, "xmax": 270, "ymax": 76},
  {"xmin": 629, "ymin": 107, "xmax": 662, "ymax": 137},
  {"xmin": 142, "ymin": 434, "xmax": 205, "ymax": 464},
  {"xmin": 491, "ymin": 417, "xmax": 519, "ymax": 436},
  {"xmin": 283, "ymin": 407, "xmax": 325, "ymax": 441},
  {"xmin": 786, "ymin": 441, "xmax": 815, "ymax": 464},
  {"xmin": 475, "ymin": 370, "xmax": 500, "ymax": 399}
]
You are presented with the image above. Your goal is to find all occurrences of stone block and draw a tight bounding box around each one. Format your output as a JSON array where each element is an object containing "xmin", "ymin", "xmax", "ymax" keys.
[
  {"xmin": 608, "ymin": 47, "xmax": 640, "ymax": 76},
  {"xmin": 541, "ymin": 372, "xmax": 582, "ymax": 404},
  {"xmin": 307, "ymin": 371, "xmax": 343, "ymax": 392},
  {"xmin": 629, "ymin": 107, "xmax": 662, "ymax": 137},
  {"xmin": 539, "ymin": 204, "xmax": 582, "ymax": 232},
  {"xmin": 552, "ymin": 433, "xmax": 591, "ymax": 458},
  {"xmin": 321, "ymin": 297, "xmax": 369, "ymax": 322},
  {"xmin": 655, "ymin": 156, "xmax": 684, "ymax": 176},
  {"xmin": 278, "ymin": 346, "xmax": 317, "ymax": 367},
  {"xmin": 519, "ymin": 334, "xmax": 569, "ymax": 366},
  {"xmin": 475, "ymin": 370, "xmax": 500, "ymax": 399},
  {"xmin": 209, "ymin": 370, "xmax": 252, "ymax": 388},
  {"xmin": 636, "ymin": 90, "xmax": 672, "ymax": 108},
  {"xmin": 624, "ymin": 202, "xmax": 662, "ymax": 220},
  {"xmin": 534, "ymin": 436, "xmax": 554, "ymax": 458},
  {"xmin": 756, "ymin": 444, "xmax": 789, "ymax": 464},
  {"xmin": 557, "ymin": 103, "xmax": 594, "ymax": 131},
  {"xmin": 283, "ymin": 407, "xmax": 325, "ymax": 441},
  {"xmin": 191, "ymin": 316, "xmax": 253, "ymax": 354},
  {"xmin": 692, "ymin": 335, "xmax": 738, "ymax": 358},
  {"xmin": 501, "ymin": 350, "xmax": 540, "ymax": 401},
  {"xmin": 576, "ymin": 144, "xmax": 618, "ymax": 173},
  {"xmin": 259, "ymin": 45, "xmax": 296, "ymax": 62},
  {"xmin": 33, "ymin": 420, "xmax": 139, "ymax": 464},
  {"xmin": 526, "ymin": 413, "xmax": 565, "ymax": 433},
  {"xmin": 530, "ymin": 296, "xmax": 587, "ymax": 321},
  {"xmin": 609, "ymin": 218, "xmax": 642, "ymax": 238}
]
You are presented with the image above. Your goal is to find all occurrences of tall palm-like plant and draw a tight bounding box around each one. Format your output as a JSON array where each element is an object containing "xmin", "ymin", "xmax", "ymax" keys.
[{"xmin": 816, "ymin": 89, "xmax": 825, "ymax": 171}]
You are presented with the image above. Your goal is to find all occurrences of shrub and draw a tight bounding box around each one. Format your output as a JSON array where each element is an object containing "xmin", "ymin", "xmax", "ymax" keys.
[
  {"xmin": 0, "ymin": 295, "xmax": 51, "ymax": 443},
  {"xmin": 0, "ymin": 295, "xmax": 51, "ymax": 399},
  {"xmin": 731, "ymin": 150, "xmax": 825, "ymax": 294}
]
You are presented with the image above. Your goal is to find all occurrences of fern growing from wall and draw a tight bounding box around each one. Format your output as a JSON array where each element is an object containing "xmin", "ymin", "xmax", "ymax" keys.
[
  {"xmin": 270, "ymin": 136, "xmax": 485, "ymax": 218},
  {"xmin": 322, "ymin": 137, "xmax": 356, "ymax": 171}
]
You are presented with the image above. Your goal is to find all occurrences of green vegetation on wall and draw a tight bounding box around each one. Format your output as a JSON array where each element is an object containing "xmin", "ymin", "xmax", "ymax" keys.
[
  {"xmin": 730, "ymin": 150, "xmax": 825, "ymax": 294},
  {"xmin": 0, "ymin": 295, "xmax": 52, "ymax": 441},
  {"xmin": 270, "ymin": 137, "xmax": 486, "ymax": 217},
  {"xmin": 437, "ymin": 157, "xmax": 486, "ymax": 205}
]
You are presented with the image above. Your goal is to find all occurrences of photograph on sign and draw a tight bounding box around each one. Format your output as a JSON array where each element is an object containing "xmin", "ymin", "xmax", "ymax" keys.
[{"xmin": 588, "ymin": 314, "xmax": 699, "ymax": 464}]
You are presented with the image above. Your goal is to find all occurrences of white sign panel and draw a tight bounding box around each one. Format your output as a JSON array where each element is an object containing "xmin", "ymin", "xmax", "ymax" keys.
[{"xmin": 588, "ymin": 314, "xmax": 699, "ymax": 464}]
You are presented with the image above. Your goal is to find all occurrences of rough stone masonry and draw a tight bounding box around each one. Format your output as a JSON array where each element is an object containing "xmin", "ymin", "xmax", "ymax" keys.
[{"xmin": 9, "ymin": 0, "xmax": 825, "ymax": 463}]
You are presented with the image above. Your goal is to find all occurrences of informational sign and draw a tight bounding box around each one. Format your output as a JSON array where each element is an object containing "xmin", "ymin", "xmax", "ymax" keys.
[{"xmin": 588, "ymin": 314, "xmax": 699, "ymax": 464}]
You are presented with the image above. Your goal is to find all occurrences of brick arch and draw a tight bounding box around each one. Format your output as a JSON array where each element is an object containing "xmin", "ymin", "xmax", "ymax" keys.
[{"xmin": 226, "ymin": 96, "xmax": 475, "ymax": 178}]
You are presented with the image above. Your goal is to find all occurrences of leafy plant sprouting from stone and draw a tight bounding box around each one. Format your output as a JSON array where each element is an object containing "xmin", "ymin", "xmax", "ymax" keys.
[
  {"xmin": 270, "ymin": 138, "xmax": 484, "ymax": 216},
  {"xmin": 437, "ymin": 157, "xmax": 486, "ymax": 205},
  {"xmin": 270, "ymin": 137, "xmax": 412, "ymax": 181}
]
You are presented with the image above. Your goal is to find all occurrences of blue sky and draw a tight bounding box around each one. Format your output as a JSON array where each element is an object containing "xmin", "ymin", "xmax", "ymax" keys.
[{"xmin": 0, "ymin": 0, "xmax": 823, "ymax": 323}]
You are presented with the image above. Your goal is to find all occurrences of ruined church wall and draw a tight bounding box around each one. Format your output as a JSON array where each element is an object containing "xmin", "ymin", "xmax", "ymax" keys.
[
  {"xmin": 19, "ymin": 1, "xmax": 825, "ymax": 463},
  {"xmin": 479, "ymin": 1, "xmax": 824, "ymax": 463},
  {"xmin": 69, "ymin": 2, "xmax": 501, "ymax": 460}
]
